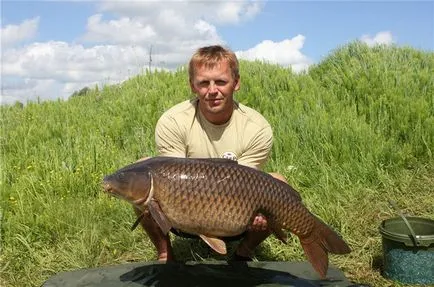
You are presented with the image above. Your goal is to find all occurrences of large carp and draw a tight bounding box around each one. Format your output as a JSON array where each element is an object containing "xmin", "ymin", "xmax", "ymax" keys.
[{"xmin": 102, "ymin": 157, "xmax": 351, "ymax": 278}]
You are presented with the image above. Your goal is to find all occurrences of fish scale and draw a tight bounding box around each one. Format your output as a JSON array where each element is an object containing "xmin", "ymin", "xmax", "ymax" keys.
[
  {"xmin": 147, "ymin": 159, "xmax": 310, "ymax": 238},
  {"xmin": 103, "ymin": 156, "xmax": 351, "ymax": 278}
]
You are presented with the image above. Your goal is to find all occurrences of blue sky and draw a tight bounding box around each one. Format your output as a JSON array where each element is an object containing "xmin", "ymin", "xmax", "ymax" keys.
[{"xmin": 1, "ymin": 1, "xmax": 433, "ymax": 105}]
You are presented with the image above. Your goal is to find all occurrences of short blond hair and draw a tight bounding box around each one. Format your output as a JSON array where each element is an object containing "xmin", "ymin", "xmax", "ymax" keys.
[{"xmin": 188, "ymin": 45, "xmax": 239, "ymax": 81}]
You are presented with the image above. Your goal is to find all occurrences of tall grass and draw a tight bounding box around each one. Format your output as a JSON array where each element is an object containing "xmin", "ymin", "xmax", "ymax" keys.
[{"xmin": 1, "ymin": 42, "xmax": 433, "ymax": 286}]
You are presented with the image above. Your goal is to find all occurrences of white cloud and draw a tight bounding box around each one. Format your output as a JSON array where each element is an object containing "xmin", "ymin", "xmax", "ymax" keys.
[
  {"xmin": 97, "ymin": 0, "xmax": 262, "ymax": 25},
  {"xmin": 360, "ymin": 31, "xmax": 394, "ymax": 47},
  {"xmin": 1, "ymin": 17, "xmax": 40, "ymax": 47},
  {"xmin": 194, "ymin": 20, "xmax": 221, "ymax": 42},
  {"xmin": 236, "ymin": 36, "xmax": 313, "ymax": 73},
  {"xmin": 0, "ymin": 37, "xmax": 221, "ymax": 105},
  {"xmin": 82, "ymin": 14, "xmax": 156, "ymax": 44},
  {"xmin": 1, "ymin": 79, "xmax": 62, "ymax": 105},
  {"xmin": 244, "ymin": 1, "xmax": 263, "ymax": 19},
  {"xmin": 1, "ymin": 41, "xmax": 151, "ymax": 104},
  {"xmin": 81, "ymin": 7, "xmax": 224, "ymax": 50},
  {"xmin": 215, "ymin": 1, "xmax": 263, "ymax": 24},
  {"xmin": 0, "ymin": 1, "xmax": 267, "ymax": 105}
]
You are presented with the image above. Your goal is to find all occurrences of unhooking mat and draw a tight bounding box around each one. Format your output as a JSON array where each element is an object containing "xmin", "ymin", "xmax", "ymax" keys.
[{"xmin": 42, "ymin": 261, "xmax": 357, "ymax": 287}]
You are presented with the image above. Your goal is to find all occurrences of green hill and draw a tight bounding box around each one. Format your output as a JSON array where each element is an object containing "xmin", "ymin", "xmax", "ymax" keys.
[{"xmin": 1, "ymin": 42, "xmax": 433, "ymax": 286}]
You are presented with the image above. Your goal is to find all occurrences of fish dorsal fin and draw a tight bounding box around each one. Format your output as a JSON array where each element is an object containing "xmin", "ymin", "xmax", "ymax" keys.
[
  {"xmin": 192, "ymin": 158, "xmax": 238, "ymax": 164},
  {"xmin": 199, "ymin": 234, "xmax": 227, "ymax": 255},
  {"xmin": 147, "ymin": 200, "xmax": 172, "ymax": 235}
]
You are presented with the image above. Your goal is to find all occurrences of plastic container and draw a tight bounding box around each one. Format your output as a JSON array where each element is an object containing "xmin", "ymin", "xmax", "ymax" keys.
[{"xmin": 379, "ymin": 216, "xmax": 434, "ymax": 284}]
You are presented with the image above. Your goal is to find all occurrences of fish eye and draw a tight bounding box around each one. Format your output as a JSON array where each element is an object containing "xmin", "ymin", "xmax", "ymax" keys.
[{"xmin": 117, "ymin": 172, "xmax": 127, "ymax": 182}]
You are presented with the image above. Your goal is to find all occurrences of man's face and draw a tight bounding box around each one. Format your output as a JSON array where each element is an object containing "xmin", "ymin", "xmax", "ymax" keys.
[{"xmin": 190, "ymin": 60, "xmax": 240, "ymax": 125}]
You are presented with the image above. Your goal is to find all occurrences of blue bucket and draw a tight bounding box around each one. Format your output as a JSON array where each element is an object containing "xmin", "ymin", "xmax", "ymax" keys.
[{"xmin": 379, "ymin": 216, "xmax": 434, "ymax": 284}]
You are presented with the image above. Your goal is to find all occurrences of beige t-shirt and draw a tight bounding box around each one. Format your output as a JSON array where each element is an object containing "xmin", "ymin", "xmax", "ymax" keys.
[{"xmin": 155, "ymin": 99, "xmax": 273, "ymax": 169}]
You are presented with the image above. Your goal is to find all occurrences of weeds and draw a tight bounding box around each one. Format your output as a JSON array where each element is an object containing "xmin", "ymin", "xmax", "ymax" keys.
[{"xmin": 1, "ymin": 42, "xmax": 433, "ymax": 286}]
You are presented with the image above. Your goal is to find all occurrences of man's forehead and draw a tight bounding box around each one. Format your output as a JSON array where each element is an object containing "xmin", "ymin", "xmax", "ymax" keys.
[
  {"xmin": 194, "ymin": 62, "xmax": 232, "ymax": 78},
  {"xmin": 196, "ymin": 60, "xmax": 229, "ymax": 71}
]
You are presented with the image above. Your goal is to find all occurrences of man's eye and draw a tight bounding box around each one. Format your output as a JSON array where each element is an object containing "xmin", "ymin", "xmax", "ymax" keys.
[
  {"xmin": 215, "ymin": 80, "xmax": 227, "ymax": 86},
  {"xmin": 199, "ymin": 81, "xmax": 209, "ymax": 87}
]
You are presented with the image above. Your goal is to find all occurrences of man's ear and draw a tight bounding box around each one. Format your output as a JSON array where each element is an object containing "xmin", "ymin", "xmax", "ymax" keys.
[
  {"xmin": 189, "ymin": 79, "xmax": 197, "ymax": 93},
  {"xmin": 234, "ymin": 76, "xmax": 240, "ymax": 91}
]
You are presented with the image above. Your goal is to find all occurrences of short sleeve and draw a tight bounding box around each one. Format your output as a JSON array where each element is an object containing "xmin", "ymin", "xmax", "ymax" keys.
[
  {"xmin": 237, "ymin": 125, "xmax": 273, "ymax": 169},
  {"xmin": 155, "ymin": 113, "xmax": 186, "ymax": 157}
]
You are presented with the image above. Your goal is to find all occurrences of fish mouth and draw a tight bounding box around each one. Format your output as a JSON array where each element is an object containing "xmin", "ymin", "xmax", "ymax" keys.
[
  {"xmin": 102, "ymin": 182, "xmax": 113, "ymax": 194},
  {"xmin": 102, "ymin": 182, "xmax": 147, "ymax": 207},
  {"xmin": 102, "ymin": 182, "xmax": 122, "ymax": 200}
]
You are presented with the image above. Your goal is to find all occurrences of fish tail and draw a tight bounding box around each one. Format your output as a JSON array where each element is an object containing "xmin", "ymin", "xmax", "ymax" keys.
[{"xmin": 299, "ymin": 217, "xmax": 351, "ymax": 278}]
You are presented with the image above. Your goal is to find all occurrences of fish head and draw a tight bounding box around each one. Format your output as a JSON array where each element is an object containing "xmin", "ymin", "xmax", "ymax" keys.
[{"xmin": 102, "ymin": 170, "xmax": 151, "ymax": 207}]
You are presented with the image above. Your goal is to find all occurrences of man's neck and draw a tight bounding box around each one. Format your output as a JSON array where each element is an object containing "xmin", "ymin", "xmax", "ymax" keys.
[{"xmin": 198, "ymin": 102, "xmax": 234, "ymax": 125}]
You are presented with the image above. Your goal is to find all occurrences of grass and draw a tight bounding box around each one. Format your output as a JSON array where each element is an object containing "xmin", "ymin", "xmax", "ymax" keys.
[{"xmin": 1, "ymin": 42, "xmax": 433, "ymax": 286}]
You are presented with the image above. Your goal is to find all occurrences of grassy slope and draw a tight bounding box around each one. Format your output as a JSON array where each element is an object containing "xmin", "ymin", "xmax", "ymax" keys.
[{"xmin": 1, "ymin": 42, "xmax": 433, "ymax": 286}]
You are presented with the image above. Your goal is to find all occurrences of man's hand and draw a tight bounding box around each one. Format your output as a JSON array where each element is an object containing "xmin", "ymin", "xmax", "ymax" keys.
[
  {"xmin": 248, "ymin": 213, "xmax": 268, "ymax": 232},
  {"xmin": 245, "ymin": 173, "xmax": 287, "ymax": 233}
]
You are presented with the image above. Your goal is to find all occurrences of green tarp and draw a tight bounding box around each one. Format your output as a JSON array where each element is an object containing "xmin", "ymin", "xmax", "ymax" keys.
[{"xmin": 42, "ymin": 261, "xmax": 355, "ymax": 287}]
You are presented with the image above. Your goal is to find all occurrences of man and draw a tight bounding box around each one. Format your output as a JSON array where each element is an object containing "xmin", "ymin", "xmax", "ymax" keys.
[{"xmin": 136, "ymin": 45, "xmax": 287, "ymax": 262}]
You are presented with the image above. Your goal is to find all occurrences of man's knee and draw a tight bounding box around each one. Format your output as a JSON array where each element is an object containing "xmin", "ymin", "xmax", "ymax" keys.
[{"xmin": 268, "ymin": 172, "xmax": 288, "ymax": 184}]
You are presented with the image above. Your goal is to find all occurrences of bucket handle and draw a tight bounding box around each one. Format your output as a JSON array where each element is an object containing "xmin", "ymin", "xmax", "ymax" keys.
[{"xmin": 388, "ymin": 200, "xmax": 420, "ymax": 246}]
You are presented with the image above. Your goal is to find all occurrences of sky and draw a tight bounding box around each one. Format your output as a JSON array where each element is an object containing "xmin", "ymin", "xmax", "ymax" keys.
[{"xmin": 1, "ymin": 1, "xmax": 433, "ymax": 105}]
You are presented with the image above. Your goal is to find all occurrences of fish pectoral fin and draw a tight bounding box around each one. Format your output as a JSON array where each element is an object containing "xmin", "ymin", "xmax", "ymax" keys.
[
  {"xmin": 131, "ymin": 213, "xmax": 145, "ymax": 231},
  {"xmin": 199, "ymin": 234, "xmax": 227, "ymax": 255},
  {"xmin": 147, "ymin": 200, "xmax": 172, "ymax": 235},
  {"xmin": 269, "ymin": 219, "xmax": 288, "ymax": 244}
]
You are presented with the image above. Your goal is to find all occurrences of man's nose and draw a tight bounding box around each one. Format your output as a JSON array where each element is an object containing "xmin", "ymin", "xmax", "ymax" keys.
[{"xmin": 208, "ymin": 82, "xmax": 218, "ymax": 94}]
